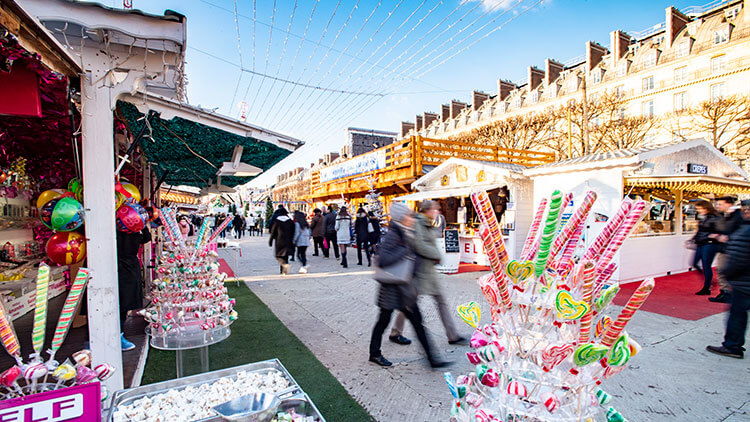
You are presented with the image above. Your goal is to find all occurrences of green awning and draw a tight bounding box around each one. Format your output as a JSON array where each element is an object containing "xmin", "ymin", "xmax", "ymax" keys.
[{"xmin": 117, "ymin": 100, "xmax": 292, "ymax": 187}]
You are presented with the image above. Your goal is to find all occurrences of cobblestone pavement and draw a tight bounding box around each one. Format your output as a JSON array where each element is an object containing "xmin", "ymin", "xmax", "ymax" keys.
[{"xmin": 221, "ymin": 236, "xmax": 749, "ymax": 422}]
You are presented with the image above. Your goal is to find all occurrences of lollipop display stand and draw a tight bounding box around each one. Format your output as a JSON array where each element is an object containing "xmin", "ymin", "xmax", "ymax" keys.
[
  {"xmin": 446, "ymin": 190, "xmax": 654, "ymax": 422},
  {"xmin": 141, "ymin": 208, "xmax": 237, "ymax": 377}
]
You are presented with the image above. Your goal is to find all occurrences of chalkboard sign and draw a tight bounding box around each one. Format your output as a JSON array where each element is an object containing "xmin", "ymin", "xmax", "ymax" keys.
[{"xmin": 444, "ymin": 229, "xmax": 460, "ymax": 253}]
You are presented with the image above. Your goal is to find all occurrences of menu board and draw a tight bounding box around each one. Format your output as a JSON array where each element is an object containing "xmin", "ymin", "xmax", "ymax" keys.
[{"xmin": 444, "ymin": 229, "xmax": 460, "ymax": 253}]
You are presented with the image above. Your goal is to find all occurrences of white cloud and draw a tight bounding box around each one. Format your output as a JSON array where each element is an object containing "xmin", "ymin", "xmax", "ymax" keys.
[{"xmin": 462, "ymin": 0, "xmax": 515, "ymax": 12}]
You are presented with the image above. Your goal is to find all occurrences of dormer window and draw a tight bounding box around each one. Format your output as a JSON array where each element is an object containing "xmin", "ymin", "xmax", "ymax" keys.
[
  {"xmin": 591, "ymin": 70, "xmax": 602, "ymax": 84},
  {"xmin": 643, "ymin": 50, "xmax": 657, "ymax": 67},
  {"xmin": 713, "ymin": 28, "xmax": 729, "ymax": 44},
  {"xmin": 617, "ymin": 61, "xmax": 629, "ymax": 77},
  {"xmin": 531, "ymin": 91, "xmax": 539, "ymax": 103},
  {"xmin": 566, "ymin": 76, "xmax": 579, "ymax": 92},
  {"xmin": 675, "ymin": 41, "xmax": 690, "ymax": 58},
  {"xmin": 514, "ymin": 97, "xmax": 522, "ymax": 109}
]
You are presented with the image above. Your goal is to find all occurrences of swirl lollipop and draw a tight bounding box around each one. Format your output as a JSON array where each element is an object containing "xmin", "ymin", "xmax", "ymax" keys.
[
  {"xmin": 75, "ymin": 366, "xmax": 98, "ymax": 384},
  {"xmin": 24, "ymin": 362, "xmax": 48, "ymax": 394},
  {"xmin": 52, "ymin": 362, "xmax": 76, "ymax": 389},
  {"xmin": 0, "ymin": 366, "xmax": 23, "ymax": 396}
]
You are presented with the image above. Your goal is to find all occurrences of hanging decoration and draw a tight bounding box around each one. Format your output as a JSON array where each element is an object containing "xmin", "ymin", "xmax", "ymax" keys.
[{"xmin": 445, "ymin": 190, "xmax": 653, "ymax": 422}]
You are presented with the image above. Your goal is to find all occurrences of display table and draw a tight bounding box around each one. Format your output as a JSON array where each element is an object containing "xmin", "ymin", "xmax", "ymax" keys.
[{"xmin": 149, "ymin": 324, "xmax": 232, "ymax": 378}]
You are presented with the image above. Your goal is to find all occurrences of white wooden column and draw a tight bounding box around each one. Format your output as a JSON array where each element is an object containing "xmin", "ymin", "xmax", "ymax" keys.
[
  {"xmin": 81, "ymin": 70, "xmax": 124, "ymax": 393},
  {"xmin": 673, "ymin": 189, "xmax": 683, "ymax": 235}
]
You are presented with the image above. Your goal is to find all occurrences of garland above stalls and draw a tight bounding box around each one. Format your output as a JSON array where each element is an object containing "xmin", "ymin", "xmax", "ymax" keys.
[
  {"xmin": 117, "ymin": 101, "xmax": 291, "ymax": 188},
  {"xmin": 0, "ymin": 30, "xmax": 79, "ymax": 193}
]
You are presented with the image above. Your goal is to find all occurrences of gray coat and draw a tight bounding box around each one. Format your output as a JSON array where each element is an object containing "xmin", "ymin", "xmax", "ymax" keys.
[
  {"xmin": 293, "ymin": 222, "xmax": 311, "ymax": 247},
  {"xmin": 412, "ymin": 213, "xmax": 443, "ymax": 296},
  {"xmin": 375, "ymin": 224, "xmax": 418, "ymax": 311},
  {"xmin": 335, "ymin": 215, "xmax": 352, "ymax": 245}
]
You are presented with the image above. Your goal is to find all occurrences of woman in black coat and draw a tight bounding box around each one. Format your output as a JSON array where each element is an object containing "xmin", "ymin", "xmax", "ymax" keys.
[
  {"xmin": 368, "ymin": 211, "xmax": 380, "ymax": 254},
  {"xmin": 269, "ymin": 208, "xmax": 295, "ymax": 275},
  {"xmin": 354, "ymin": 207, "xmax": 371, "ymax": 266},
  {"xmin": 692, "ymin": 200, "xmax": 721, "ymax": 295},
  {"xmin": 368, "ymin": 203, "xmax": 450, "ymax": 369},
  {"xmin": 117, "ymin": 227, "xmax": 151, "ymax": 350}
]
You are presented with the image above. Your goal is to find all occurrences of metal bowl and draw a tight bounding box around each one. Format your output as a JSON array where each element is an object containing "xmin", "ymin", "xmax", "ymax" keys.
[{"xmin": 213, "ymin": 392, "xmax": 281, "ymax": 422}]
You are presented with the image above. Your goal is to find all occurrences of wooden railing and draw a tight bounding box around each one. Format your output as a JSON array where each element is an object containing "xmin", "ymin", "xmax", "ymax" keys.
[{"xmin": 308, "ymin": 136, "xmax": 556, "ymax": 199}]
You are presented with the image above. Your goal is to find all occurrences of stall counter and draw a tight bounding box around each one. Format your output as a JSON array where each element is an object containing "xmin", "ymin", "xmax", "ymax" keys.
[{"xmin": 459, "ymin": 234, "xmax": 509, "ymax": 266}]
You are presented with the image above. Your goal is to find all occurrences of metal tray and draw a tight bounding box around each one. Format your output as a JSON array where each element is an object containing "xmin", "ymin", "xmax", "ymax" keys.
[
  {"xmin": 274, "ymin": 391, "xmax": 326, "ymax": 422},
  {"xmin": 107, "ymin": 359, "xmax": 299, "ymax": 422}
]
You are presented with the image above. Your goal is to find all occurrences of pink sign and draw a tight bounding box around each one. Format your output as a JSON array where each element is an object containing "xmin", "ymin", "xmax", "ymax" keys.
[{"xmin": 0, "ymin": 382, "xmax": 101, "ymax": 422}]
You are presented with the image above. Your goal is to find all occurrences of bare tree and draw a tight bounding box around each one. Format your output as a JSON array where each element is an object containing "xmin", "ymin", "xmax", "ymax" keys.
[{"xmin": 686, "ymin": 94, "xmax": 750, "ymax": 153}]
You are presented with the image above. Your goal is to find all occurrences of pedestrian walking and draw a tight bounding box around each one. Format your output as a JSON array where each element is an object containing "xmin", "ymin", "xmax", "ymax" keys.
[
  {"xmin": 246, "ymin": 214, "xmax": 256, "ymax": 237},
  {"xmin": 269, "ymin": 208, "xmax": 294, "ymax": 275},
  {"xmin": 355, "ymin": 207, "xmax": 371, "ymax": 266},
  {"xmin": 256, "ymin": 216, "xmax": 264, "ymax": 236},
  {"xmin": 691, "ymin": 200, "xmax": 721, "ymax": 295},
  {"xmin": 293, "ymin": 210, "xmax": 311, "ymax": 274},
  {"xmin": 233, "ymin": 213, "xmax": 244, "ymax": 239},
  {"xmin": 709, "ymin": 196, "xmax": 743, "ymax": 303},
  {"xmin": 706, "ymin": 199, "xmax": 750, "ymax": 359},
  {"xmin": 368, "ymin": 211, "xmax": 380, "ymax": 255},
  {"xmin": 215, "ymin": 213, "xmax": 225, "ymax": 238},
  {"xmin": 368, "ymin": 203, "xmax": 451, "ymax": 369},
  {"xmin": 324, "ymin": 205, "xmax": 339, "ymax": 259},
  {"xmin": 177, "ymin": 215, "xmax": 194, "ymax": 238},
  {"xmin": 336, "ymin": 206, "xmax": 352, "ymax": 268},
  {"xmin": 310, "ymin": 208, "xmax": 326, "ymax": 257},
  {"xmin": 389, "ymin": 200, "xmax": 467, "ymax": 346},
  {"xmin": 268, "ymin": 205, "xmax": 284, "ymax": 231}
]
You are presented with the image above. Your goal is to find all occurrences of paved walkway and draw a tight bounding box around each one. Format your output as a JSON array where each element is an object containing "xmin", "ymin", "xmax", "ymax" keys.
[{"xmin": 221, "ymin": 236, "xmax": 749, "ymax": 422}]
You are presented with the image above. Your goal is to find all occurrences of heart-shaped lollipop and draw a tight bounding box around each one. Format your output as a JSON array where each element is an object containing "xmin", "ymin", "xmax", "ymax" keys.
[
  {"xmin": 541, "ymin": 343, "xmax": 574, "ymax": 371},
  {"xmin": 456, "ymin": 302, "xmax": 481, "ymax": 328},
  {"xmin": 573, "ymin": 343, "xmax": 609, "ymax": 366},
  {"xmin": 555, "ymin": 291, "xmax": 589, "ymax": 320},
  {"xmin": 506, "ymin": 260, "xmax": 534, "ymax": 283}
]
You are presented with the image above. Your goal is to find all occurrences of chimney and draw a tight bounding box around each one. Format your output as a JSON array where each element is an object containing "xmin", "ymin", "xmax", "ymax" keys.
[
  {"xmin": 545, "ymin": 59, "xmax": 563, "ymax": 86},
  {"xmin": 441, "ymin": 104, "xmax": 450, "ymax": 122},
  {"xmin": 586, "ymin": 41, "xmax": 608, "ymax": 71},
  {"xmin": 415, "ymin": 115, "xmax": 424, "ymax": 131},
  {"xmin": 401, "ymin": 121, "xmax": 415, "ymax": 138},
  {"xmin": 609, "ymin": 30, "xmax": 631, "ymax": 61},
  {"xmin": 472, "ymin": 91, "xmax": 490, "ymax": 110},
  {"xmin": 423, "ymin": 112, "xmax": 438, "ymax": 127},
  {"xmin": 665, "ymin": 7, "xmax": 689, "ymax": 49},
  {"xmin": 527, "ymin": 66, "xmax": 544, "ymax": 90},
  {"xmin": 450, "ymin": 100, "xmax": 467, "ymax": 118},
  {"xmin": 497, "ymin": 80, "xmax": 515, "ymax": 101}
]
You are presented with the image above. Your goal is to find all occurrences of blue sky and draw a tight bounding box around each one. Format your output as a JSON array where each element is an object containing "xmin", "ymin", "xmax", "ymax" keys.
[{"xmin": 92, "ymin": 0, "xmax": 707, "ymax": 186}]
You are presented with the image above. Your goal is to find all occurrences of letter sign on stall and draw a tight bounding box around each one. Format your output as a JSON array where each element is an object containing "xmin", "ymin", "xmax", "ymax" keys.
[{"xmin": 0, "ymin": 383, "xmax": 100, "ymax": 422}]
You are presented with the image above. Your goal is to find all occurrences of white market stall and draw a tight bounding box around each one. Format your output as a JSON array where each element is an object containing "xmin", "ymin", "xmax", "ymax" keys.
[
  {"xmin": 524, "ymin": 139, "xmax": 750, "ymax": 283},
  {"xmin": 394, "ymin": 158, "xmax": 535, "ymax": 270}
]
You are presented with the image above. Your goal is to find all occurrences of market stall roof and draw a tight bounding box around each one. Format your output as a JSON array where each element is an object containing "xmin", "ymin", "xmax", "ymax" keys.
[
  {"xmin": 412, "ymin": 158, "xmax": 526, "ymax": 191},
  {"xmin": 160, "ymin": 190, "xmax": 199, "ymax": 205},
  {"xmin": 624, "ymin": 175, "xmax": 750, "ymax": 195},
  {"xmin": 117, "ymin": 94, "xmax": 303, "ymax": 188},
  {"xmin": 394, "ymin": 185, "xmax": 504, "ymax": 202},
  {"xmin": 523, "ymin": 139, "xmax": 746, "ymax": 178}
]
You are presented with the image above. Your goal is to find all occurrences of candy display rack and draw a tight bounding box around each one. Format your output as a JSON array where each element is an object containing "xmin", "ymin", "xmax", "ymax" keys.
[{"xmin": 148, "ymin": 324, "xmax": 232, "ymax": 377}]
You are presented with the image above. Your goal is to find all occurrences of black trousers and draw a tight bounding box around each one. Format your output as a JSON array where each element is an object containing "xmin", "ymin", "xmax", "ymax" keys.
[
  {"xmin": 325, "ymin": 232, "xmax": 339, "ymax": 258},
  {"xmin": 724, "ymin": 289, "xmax": 750, "ymax": 353},
  {"xmin": 356, "ymin": 238, "xmax": 371, "ymax": 264},
  {"xmin": 313, "ymin": 236, "xmax": 325, "ymax": 256},
  {"xmin": 297, "ymin": 246, "xmax": 308, "ymax": 266},
  {"xmin": 369, "ymin": 306, "xmax": 433, "ymax": 361}
]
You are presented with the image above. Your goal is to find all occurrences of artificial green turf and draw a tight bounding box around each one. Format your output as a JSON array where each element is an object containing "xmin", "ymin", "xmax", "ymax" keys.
[{"xmin": 142, "ymin": 284, "xmax": 373, "ymax": 421}]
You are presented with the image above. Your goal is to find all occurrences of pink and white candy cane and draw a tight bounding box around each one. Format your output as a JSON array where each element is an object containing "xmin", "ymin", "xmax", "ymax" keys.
[
  {"xmin": 478, "ymin": 226, "xmax": 512, "ymax": 309},
  {"xmin": 520, "ymin": 198, "xmax": 547, "ymax": 259},
  {"xmin": 205, "ymin": 217, "xmax": 233, "ymax": 246},
  {"xmin": 471, "ymin": 192, "xmax": 510, "ymax": 270},
  {"xmin": 593, "ymin": 262, "xmax": 617, "ymax": 296},
  {"xmin": 582, "ymin": 199, "xmax": 633, "ymax": 262},
  {"xmin": 506, "ymin": 380, "xmax": 527, "ymax": 397},
  {"xmin": 550, "ymin": 191, "xmax": 597, "ymax": 260},
  {"xmin": 556, "ymin": 224, "xmax": 583, "ymax": 274},
  {"xmin": 600, "ymin": 277, "xmax": 655, "ymax": 347},
  {"xmin": 577, "ymin": 261, "xmax": 597, "ymax": 344},
  {"xmin": 595, "ymin": 201, "xmax": 648, "ymax": 274}
]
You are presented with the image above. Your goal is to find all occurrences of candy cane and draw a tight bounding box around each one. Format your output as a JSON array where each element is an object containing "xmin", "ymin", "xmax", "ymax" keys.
[
  {"xmin": 479, "ymin": 225, "xmax": 512, "ymax": 309},
  {"xmin": 595, "ymin": 201, "xmax": 648, "ymax": 274},
  {"xmin": 47, "ymin": 268, "xmax": 90, "ymax": 362},
  {"xmin": 583, "ymin": 200, "xmax": 632, "ymax": 262},
  {"xmin": 0, "ymin": 297, "xmax": 21, "ymax": 364},
  {"xmin": 556, "ymin": 224, "xmax": 583, "ymax": 273},
  {"xmin": 533, "ymin": 190, "xmax": 563, "ymax": 277},
  {"xmin": 31, "ymin": 264, "xmax": 50, "ymax": 358},
  {"xmin": 550, "ymin": 191, "xmax": 597, "ymax": 260},
  {"xmin": 471, "ymin": 192, "xmax": 510, "ymax": 270},
  {"xmin": 577, "ymin": 261, "xmax": 596, "ymax": 344},
  {"xmin": 521, "ymin": 199, "xmax": 547, "ymax": 259},
  {"xmin": 205, "ymin": 217, "xmax": 233, "ymax": 246},
  {"xmin": 600, "ymin": 278, "xmax": 655, "ymax": 347}
]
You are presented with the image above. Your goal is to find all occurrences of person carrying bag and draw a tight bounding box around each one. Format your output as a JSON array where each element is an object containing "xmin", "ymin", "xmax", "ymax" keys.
[{"xmin": 368, "ymin": 203, "xmax": 451, "ymax": 369}]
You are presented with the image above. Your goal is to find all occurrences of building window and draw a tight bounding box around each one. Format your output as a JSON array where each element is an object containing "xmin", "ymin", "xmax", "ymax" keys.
[
  {"xmin": 711, "ymin": 83, "xmax": 726, "ymax": 101},
  {"xmin": 567, "ymin": 76, "xmax": 578, "ymax": 92},
  {"xmin": 674, "ymin": 66, "xmax": 687, "ymax": 83},
  {"xmin": 531, "ymin": 91, "xmax": 539, "ymax": 103},
  {"xmin": 642, "ymin": 76, "xmax": 655, "ymax": 92},
  {"xmin": 711, "ymin": 55, "xmax": 727, "ymax": 74},
  {"xmin": 675, "ymin": 41, "xmax": 690, "ymax": 58},
  {"xmin": 514, "ymin": 97, "xmax": 522, "ymax": 109},
  {"xmin": 591, "ymin": 70, "xmax": 601, "ymax": 84},
  {"xmin": 643, "ymin": 50, "xmax": 657, "ymax": 67},
  {"xmin": 713, "ymin": 28, "xmax": 729, "ymax": 45},
  {"xmin": 642, "ymin": 100, "xmax": 654, "ymax": 117},
  {"xmin": 673, "ymin": 92, "xmax": 687, "ymax": 112},
  {"xmin": 615, "ymin": 85, "xmax": 624, "ymax": 97},
  {"xmin": 618, "ymin": 61, "xmax": 628, "ymax": 77}
]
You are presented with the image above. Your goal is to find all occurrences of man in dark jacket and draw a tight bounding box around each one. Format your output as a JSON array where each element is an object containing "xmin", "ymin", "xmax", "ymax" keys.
[
  {"xmin": 268, "ymin": 205, "xmax": 285, "ymax": 230},
  {"xmin": 324, "ymin": 205, "xmax": 339, "ymax": 259},
  {"xmin": 354, "ymin": 207, "xmax": 371, "ymax": 266},
  {"xmin": 269, "ymin": 208, "xmax": 295, "ymax": 275},
  {"xmin": 310, "ymin": 208, "xmax": 326, "ymax": 257},
  {"xmin": 709, "ymin": 196, "xmax": 744, "ymax": 303},
  {"xmin": 707, "ymin": 200, "xmax": 750, "ymax": 359}
]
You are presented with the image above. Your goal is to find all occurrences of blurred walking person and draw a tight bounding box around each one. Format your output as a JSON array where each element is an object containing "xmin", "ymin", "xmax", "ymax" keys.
[
  {"xmin": 707, "ymin": 199, "xmax": 750, "ymax": 359},
  {"xmin": 269, "ymin": 208, "xmax": 294, "ymax": 275},
  {"xmin": 710, "ymin": 196, "xmax": 743, "ymax": 303},
  {"xmin": 310, "ymin": 208, "xmax": 326, "ymax": 257},
  {"xmin": 336, "ymin": 207, "xmax": 352, "ymax": 268},
  {"xmin": 293, "ymin": 210, "xmax": 311, "ymax": 274},
  {"xmin": 324, "ymin": 205, "xmax": 339, "ymax": 259},
  {"xmin": 389, "ymin": 200, "xmax": 466, "ymax": 346},
  {"xmin": 233, "ymin": 213, "xmax": 244, "ymax": 239},
  {"xmin": 368, "ymin": 203, "xmax": 451, "ymax": 368},
  {"xmin": 246, "ymin": 214, "xmax": 256, "ymax": 237},
  {"xmin": 692, "ymin": 200, "xmax": 721, "ymax": 295},
  {"xmin": 355, "ymin": 207, "xmax": 371, "ymax": 266}
]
